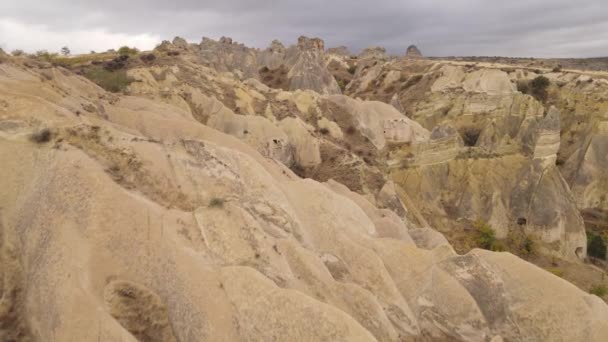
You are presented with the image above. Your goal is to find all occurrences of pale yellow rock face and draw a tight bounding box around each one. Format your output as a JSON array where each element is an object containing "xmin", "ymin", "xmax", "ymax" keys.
[
  {"xmin": 207, "ymin": 109, "xmax": 294, "ymax": 165},
  {"xmin": 431, "ymin": 64, "xmax": 467, "ymax": 92},
  {"xmin": 279, "ymin": 117, "xmax": 322, "ymax": 167},
  {"xmin": 327, "ymin": 95, "xmax": 430, "ymax": 149},
  {"xmin": 1, "ymin": 56, "xmax": 607, "ymax": 342},
  {"xmin": 462, "ymin": 69, "xmax": 517, "ymax": 95}
]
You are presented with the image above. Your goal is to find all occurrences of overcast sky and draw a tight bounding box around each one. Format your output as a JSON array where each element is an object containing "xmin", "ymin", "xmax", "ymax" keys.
[{"xmin": 1, "ymin": 0, "xmax": 607, "ymax": 57}]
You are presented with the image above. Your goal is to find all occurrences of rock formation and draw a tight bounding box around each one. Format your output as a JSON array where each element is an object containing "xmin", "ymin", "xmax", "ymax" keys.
[
  {"xmin": 343, "ymin": 57, "xmax": 603, "ymax": 262},
  {"xmin": 1, "ymin": 37, "xmax": 608, "ymax": 341},
  {"xmin": 258, "ymin": 39, "xmax": 286, "ymax": 70},
  {"xmin": 197, "ymin": 36, "xmax": 260, "ymax": 78},
  {"xmin": 359, "ymin": 46, "xmax": 387, "ymax": 60},
  {"xmin": 405, "ymin": 44, "xmax": 423, "ymax": 58},
  {"xmin": 327, "ymin": 46, "xmax": 352, "ymax": 57},
  {"xmin": 287, "ymin": 36, "xmax": 341, "ymax": 94}
]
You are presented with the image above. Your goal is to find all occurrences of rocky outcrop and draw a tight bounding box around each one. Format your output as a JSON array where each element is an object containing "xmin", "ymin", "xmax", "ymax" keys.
[
  {"xmin": 278, "ymin": 117, "xmax": 322, "ymax": 167},
  {"xmin": 258, "ymin": 40, "xmax": 286, "ymax": 70},
  {"xmin": 531, "ymin": 106, "xmax": 561, "ymax": 162},
  {"xmin": 190, "ymin": 36, "xmax": 342, "ymax": 94},
  {"xmin": 343, "ymin": 61, "xmax": 588, "ymax": 261},
  {"xmin": 172, "ymin": 36, "xmax": 189, "ymax": 49},
  {"xmin": 327, "ymin": 95, "xmax": 429, "ymax": 149},
  {"xmin": 327, "ymin": 46, "xmax": 352, "ymax": 57},
  {"xmin": 198, "ymin": 36, "xmax": 260, "ymax": 78},
  {"xmin": 405, "ymin": 45, "xmax": 423, "ymax": 59},
  {"xmin": 359, "ymin": 46, "xmax": 387, "ymax": 60},
  {"xmin": 287, "ymin": 36, "xmax": 341, "ymax": 95},
  {"xmin": 1, "ymin": 45, "xmax": 608, "ymax": 342},
  {"xmin": 567, "ymin": 121, "xmax": 608, "ymax": 213}
]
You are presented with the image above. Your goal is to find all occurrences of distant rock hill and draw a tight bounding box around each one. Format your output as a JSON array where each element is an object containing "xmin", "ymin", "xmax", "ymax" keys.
[{"xmin": 406, "ymin": 44, "xmax": 423, "ymax": 58}]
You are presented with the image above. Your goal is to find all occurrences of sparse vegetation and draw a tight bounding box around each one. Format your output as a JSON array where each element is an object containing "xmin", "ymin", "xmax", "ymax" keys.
[
  {"xmin": 104, "ymin": 54, "xmax": 130, "ymax": 71},
  {"xmin": 117, "ymin": 46, "xmax": 139, "ymax": 56},
  {"xmin": 530, "ymin": 75, "xmax": 550, "ymax": 91},
  {"xmin": 587, "ymin": 232, "xmax": 607, "ymax": 260},
  {"xmin": 208, "ymin": 197, "xmax": 225, "ymax": 208},
  {"xmin": 474, "ymin": 220, "xmax": 497, "ymax": 250},
  {"xmin": 11, "ymin": 49, "xmax": 24, "ymax": 56},
  {"xmin": 60, "ymin": 46, "xmax": 71, "ymax": 56},
  {"xmin": 30, "ymin": 128, "xmax": 52, "ymax": 144},
  {"xmin": 35, "ymin": 50, "xmax": 58, "ymax": 61},
  {"xmin": 337, "ymin": 79, "xmax": 347, "ymax": 92},
  {"xmin": 319, "ymin": 127, "xmax": 330, "ymax": 135},
  {"xmin": 83, "ymin": 68, "xmax": 133, "ymax": 93},
  {"xmin": 548, "ymin": 268, "xmax": 564, "ymax": 278},
  {"xmin": 522, "ymin": 236, "xmax": 536, "ymax": 256},
  {"xmin": 590, "ymin": 284, "xmax": 608, "ymax": 297},
  {"xmin": 517, "ymin": 75, "xmax": 550, "ymax": 103},
  {"xmin": 347, "ymin": 65, "xmax": 357, "ymax": 75},
  {"xmin": 505, "ymin": 231, "xmax": 537, "ymax": 258}
]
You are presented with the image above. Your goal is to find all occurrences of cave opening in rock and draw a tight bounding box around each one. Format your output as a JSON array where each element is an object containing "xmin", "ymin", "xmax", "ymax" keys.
[{"xmin": 460, "ymin": 127, "xmax": 481, "ymax": 147}]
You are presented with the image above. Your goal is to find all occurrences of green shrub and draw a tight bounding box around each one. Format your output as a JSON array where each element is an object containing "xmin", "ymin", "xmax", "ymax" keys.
[
  {"xmin": 83, "ymin": 68, "xmax": 133, "ymax": 93},
  {"xmin": 530, "ymin": 75, "xmax": 550, "ymax": 90},
  {"xmin": 504, "ymin": 231, "xmax": 537, "ymax": 258},
  {"xmin": 474, "ymin": 220, "xmax": 496, "ymax": 250},
  {"xmin": 337, "ymin": 79, "xmax": 347, "ymax": 92},
  {"xmin": 522, "ymin": 236, "xmax": 536, "ymax": 256},
  {"xmin": 590, "ymin": 284, "xmax": 608, "ymax": 297},
  {"xmin": 530, "ymin": 76, "xmax": 550, "ymax": 102},
  {"xmin": 587, "ymin": 232, "xmax": 607, "ymax": 260},
  {"xmin": 35, "ymin": 50, "xmax": 58, "ymax": 61},
  {"xmin": 117, "ymin": 46, "xmax": 139, "ymax": 56},
  {"xmin": 208, "ymin": 197, "xmax": 225, "ymax": 208},
  {"xmin": 518, "ymin": 76, "xmax": 550, "ymax": 103}
]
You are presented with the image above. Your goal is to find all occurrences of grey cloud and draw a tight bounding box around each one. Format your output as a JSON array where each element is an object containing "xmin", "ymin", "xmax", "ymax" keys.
[{"xmin": 0, "ymin": 0, "xmax": 606, "ymax": 57}]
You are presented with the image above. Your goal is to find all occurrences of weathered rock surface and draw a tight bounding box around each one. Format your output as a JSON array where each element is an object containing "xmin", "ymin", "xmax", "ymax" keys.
[
  {"xmin": 359, "ymin": 46, "xmax": 388, "ymax": 60},
  {"xmin": 344, "ymin": 57, "xmax": 599, "ymax": 261},
  {"xmin": 327, "ymin": 46, "xmax": 352, "ymax": 57},
  {"xmin": 1, "ymin": 41, "xmax": 608, "ymax": 342},
  {"xmin": 287, "ymin": 36, "xmax": 341, "ymax": 94}
]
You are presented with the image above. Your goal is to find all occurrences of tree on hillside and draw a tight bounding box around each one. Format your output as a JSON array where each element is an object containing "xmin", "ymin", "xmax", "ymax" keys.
[{"xmin": 61, "ymin": 46, "xmax": 71, "ymax": 56}]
